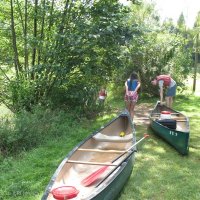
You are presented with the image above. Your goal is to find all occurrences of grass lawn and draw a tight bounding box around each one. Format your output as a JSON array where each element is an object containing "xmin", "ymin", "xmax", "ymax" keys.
[
  {"xmin": 118, "ymin": 95, "xmax": 200, "ymax": 200},
  {"xmin": 0, "ymin": 93, "xmax": 200, "ymax": 200}
]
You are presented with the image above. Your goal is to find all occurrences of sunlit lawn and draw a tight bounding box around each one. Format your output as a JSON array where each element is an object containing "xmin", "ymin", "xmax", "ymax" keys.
[
  {"xmin": 118, "ymin": 94, "xmax": 200, "ymax": 200},
  {"xmin": 0, "ymin": 91, "xmax": 200, "ymax": 199}
]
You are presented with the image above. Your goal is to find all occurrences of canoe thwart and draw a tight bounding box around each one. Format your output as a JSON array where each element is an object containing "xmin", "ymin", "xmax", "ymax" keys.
[
  {"xmin": 151, "ymin": 112, "xmax": 180, "ymax": 115},
  {"xmin": 77, "ymin": 148, "xmax": 126, "ymax": 153},
  {"xmin": 150, "ymin": 117, "xmax": 187, "ymax": 122},
  {"xmin": 67, "ymin": 160, "xmax": 118, "ymax": 166}
]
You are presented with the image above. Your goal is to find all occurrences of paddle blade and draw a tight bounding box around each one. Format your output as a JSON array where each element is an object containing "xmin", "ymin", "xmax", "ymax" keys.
[
  {"xmin": 81, "ymin": 166, "xmax": 108, "ymax": 187},
  {"xmin": 51, "ymin": 186, "xmax": 79, "ymax": 200}
]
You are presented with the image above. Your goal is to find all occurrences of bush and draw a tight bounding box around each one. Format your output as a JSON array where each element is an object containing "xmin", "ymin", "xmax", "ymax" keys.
[{"xmin": 0, "ymin": 106, "xmax": 77, "ymax": 157}]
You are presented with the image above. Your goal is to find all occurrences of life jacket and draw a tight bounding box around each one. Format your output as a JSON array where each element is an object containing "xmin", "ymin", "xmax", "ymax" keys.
[
  {"xmin": 99, "ymin": 90, "xmax": 107, "ymax": 97},
  {"xmin": 156, "ymin": 75, "xmax": 171, "ymax": 86},
  {"xmin": 127, "ymin": 79, "xmax": 138, "ymax": 91}
]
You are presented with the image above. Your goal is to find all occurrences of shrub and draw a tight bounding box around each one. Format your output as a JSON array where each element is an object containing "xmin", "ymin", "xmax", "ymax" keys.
[{"xmin": 0, "ymin": 106, "xmax": 77, "ymax": 157}]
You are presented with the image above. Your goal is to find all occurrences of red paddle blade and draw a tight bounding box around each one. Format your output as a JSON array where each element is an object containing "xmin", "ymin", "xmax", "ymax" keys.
[
  {"xmin": 161, "ymin": 111, "xmax": 171, "ymax": 114},
  {"xmin": 144, "ymin": 134, "xmax": 150, "ymax": 138},
  {"xmin": 81, "ymin": 166, "xmax": 108, "ymax": 187},
  {"xmin": 51, "ymin": 186, "xmax": 79, "ymax": 200}
]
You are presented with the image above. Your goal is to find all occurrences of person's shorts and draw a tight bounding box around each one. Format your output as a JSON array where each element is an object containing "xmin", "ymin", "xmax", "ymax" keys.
[
  {"xmin": 124, "ymin": 92, "xmax": 138, "ymax": 102},
  {"xmin": 166, "ymin": 84, "xmax": 176, "ymax": 97}
]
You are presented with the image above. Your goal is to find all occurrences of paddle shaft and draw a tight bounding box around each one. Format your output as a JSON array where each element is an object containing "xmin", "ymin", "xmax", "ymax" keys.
[
  {"xmin": 94, "ymin": 134, "xmax": 149, "ymax": 188},
  {"xmin": 111, "ymin": 134, "xmax": 149, "ymax": 163},
  {"xmin": 95, "ymin": 149, "xmax": 136, "ymax": 188},
  {"xmin": 81, "ymin": 134, "xmax": 149, "ymax": 187}
]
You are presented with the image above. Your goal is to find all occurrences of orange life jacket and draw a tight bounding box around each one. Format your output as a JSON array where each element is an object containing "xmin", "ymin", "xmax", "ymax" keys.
[{"xmin": 156, "ymin": 75, "xmax": 171, "ymax": 86}]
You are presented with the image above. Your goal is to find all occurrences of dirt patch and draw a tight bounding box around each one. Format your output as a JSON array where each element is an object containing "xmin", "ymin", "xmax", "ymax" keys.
[{"xmin": 134, "ymin": 103, "xmax": 154, "ymax": 125}]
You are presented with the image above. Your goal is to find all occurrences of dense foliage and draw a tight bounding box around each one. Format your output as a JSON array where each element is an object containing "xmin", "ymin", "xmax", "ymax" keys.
[
  {"xmin": 0, "ymin": 0, "xmax": 195, "ymax": 113},
  {"xmin": 0, "ymin": 0, "xmax": 128, "ymax": 113}
]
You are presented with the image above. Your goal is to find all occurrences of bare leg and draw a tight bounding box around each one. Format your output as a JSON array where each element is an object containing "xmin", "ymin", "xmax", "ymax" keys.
[
  {"xmin": 130, "ymin": 102, "xmax": 136, "ymax": 120},
  {"xmin": 165, "ymin": 97, "xmax": 170, "ymax": 107},
  {"xmin": 168, "ymin": 97, "xmax": 173, "ymax": 108},
  {"xmin": 125, "ymin": 101, "xmax": 131, "ymax": 115}
]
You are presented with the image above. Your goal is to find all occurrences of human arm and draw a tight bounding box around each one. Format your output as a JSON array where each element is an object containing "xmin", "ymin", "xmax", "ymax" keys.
[
  {"xmin": 159, "ymin": 87, "xmax": 164, "ymax": 103},
  {"xmin": 158, "ymin": 80, "xmax": 164, "ymax": 103},
  {"xmin": 125, "ymin": 81, "xmax": 128, "ymax": 95},
  {"xmin": 134, "ymin": 81, "xmax": 141, "ymax": 93}
]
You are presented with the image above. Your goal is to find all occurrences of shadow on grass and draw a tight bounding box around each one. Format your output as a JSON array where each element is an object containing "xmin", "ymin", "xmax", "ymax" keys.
[{"xmin": 118, "ymin": 116, "xmax": 200, "ymax": 200}]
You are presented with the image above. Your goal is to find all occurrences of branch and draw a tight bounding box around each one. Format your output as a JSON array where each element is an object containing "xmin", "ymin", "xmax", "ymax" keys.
[{"xmin": 0, "ymin": 67, "xmax": 11, "ymax": 82}]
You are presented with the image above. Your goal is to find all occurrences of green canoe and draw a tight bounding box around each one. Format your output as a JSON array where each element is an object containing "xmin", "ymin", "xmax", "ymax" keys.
[
  {"xmin": 150, "ymin": 102, "xmax": 190, "ymax": 155},
  {"xmin": 41, "ymin": 111, "xmax": 136, "ymax": 200}
]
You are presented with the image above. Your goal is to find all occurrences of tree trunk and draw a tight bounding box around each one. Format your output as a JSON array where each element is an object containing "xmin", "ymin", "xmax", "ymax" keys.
[
  {"xmin": 10, "ymin": 0, "xmax": 21, "ymax": 77},
  {"xmin": 31, "ymin": 0, "xmax": 38, "ymax": 79},
  {"xmin": 48, "ymin": 0, "xmax": 55, "ymax": 32},
  {"xmin": 193, "ymin": 33, "xmax": 199, "ymax": 92},
  {"xmin": 38, "ymin": 0, "xmax": 46, "ymax": 65},
  {"xmin": 43, "ymin": 0, "xmax": 55, "ymax": 64},
  {"xmin": 24, "ymin": 0, "xmax": 29, "ymax": 76}
]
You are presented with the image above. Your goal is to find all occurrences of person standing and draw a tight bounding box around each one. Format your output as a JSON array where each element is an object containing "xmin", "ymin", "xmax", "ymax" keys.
[
  {"xmin": 124, "ymin": 72, "xmax": 141, "ymax": 120},
  {"xmin": 98, "ymin": 87, "xmax": 107, "ymax": 103},
  {"xmin": 151, "ymin": 74, "xmax": 177, "ymax": 108}
]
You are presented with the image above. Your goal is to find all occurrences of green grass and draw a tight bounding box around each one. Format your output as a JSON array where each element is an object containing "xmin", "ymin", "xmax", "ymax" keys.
[
  {"xmin": 0, "ymin": 94, "xmax": 200, "ymax": 200},
  {"xmin": 118, "ymin": 94, "xmax": 200, "ymax": 200}
]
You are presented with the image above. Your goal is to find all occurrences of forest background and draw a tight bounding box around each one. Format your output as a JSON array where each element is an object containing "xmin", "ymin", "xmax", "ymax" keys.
[{"xmin": 0, "ymin": 0, "xmax": 200, "ymax": 199}]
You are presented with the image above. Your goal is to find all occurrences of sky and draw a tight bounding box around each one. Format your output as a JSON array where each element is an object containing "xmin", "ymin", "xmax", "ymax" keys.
[{"xmin": 119, "ymin": 0, "xmax": 200, "ymax": 28}]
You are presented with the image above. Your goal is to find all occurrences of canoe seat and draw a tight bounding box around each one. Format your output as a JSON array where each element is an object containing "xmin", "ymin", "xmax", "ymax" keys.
[{"xmin": 93, "ymin": 132, "xmax": 133, "ymax": 142}]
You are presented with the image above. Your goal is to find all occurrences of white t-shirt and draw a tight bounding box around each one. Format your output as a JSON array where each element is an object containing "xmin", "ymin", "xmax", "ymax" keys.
[
  {"xmin": 158, "ymin": 79, "xmax": 176, "ymax": 88},
  {"xmin": 99, "ymin": 95, "xmax": 106, "ymax": 100}
]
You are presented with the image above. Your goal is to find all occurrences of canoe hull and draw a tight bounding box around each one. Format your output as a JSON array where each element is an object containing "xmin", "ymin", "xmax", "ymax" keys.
[
  {"xmin": 150, "ymin": 119, "xmax": 189, "ymax": 155},
  {"xmin": 42, "ymin": 111, "xmax": 136, "ymax": 200},
  {"xmin": 150, "ymin": 102, "xmax": 189, "ymax": 155}
]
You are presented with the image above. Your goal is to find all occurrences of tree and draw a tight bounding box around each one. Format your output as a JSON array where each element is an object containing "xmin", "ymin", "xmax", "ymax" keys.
[
  {"xmin": 0, "ymin": 0, "xmax": 129, "ymax": 114},
  {"xmin": 177, "ymin": 12, "xmax": 186, "ymax": 31},
  {"xmin": 113, "ymin": 1, "xmax": 192, "ymax": 96},
  {"xmin": 192, "ymin": 11, "xmax": 200, "ymax": 92}
]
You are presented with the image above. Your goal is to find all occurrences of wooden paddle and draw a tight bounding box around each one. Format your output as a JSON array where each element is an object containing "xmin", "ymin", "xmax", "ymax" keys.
[{"xmin": 81, "ymin": 134, "xmax": 149, "ymax": 187}]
